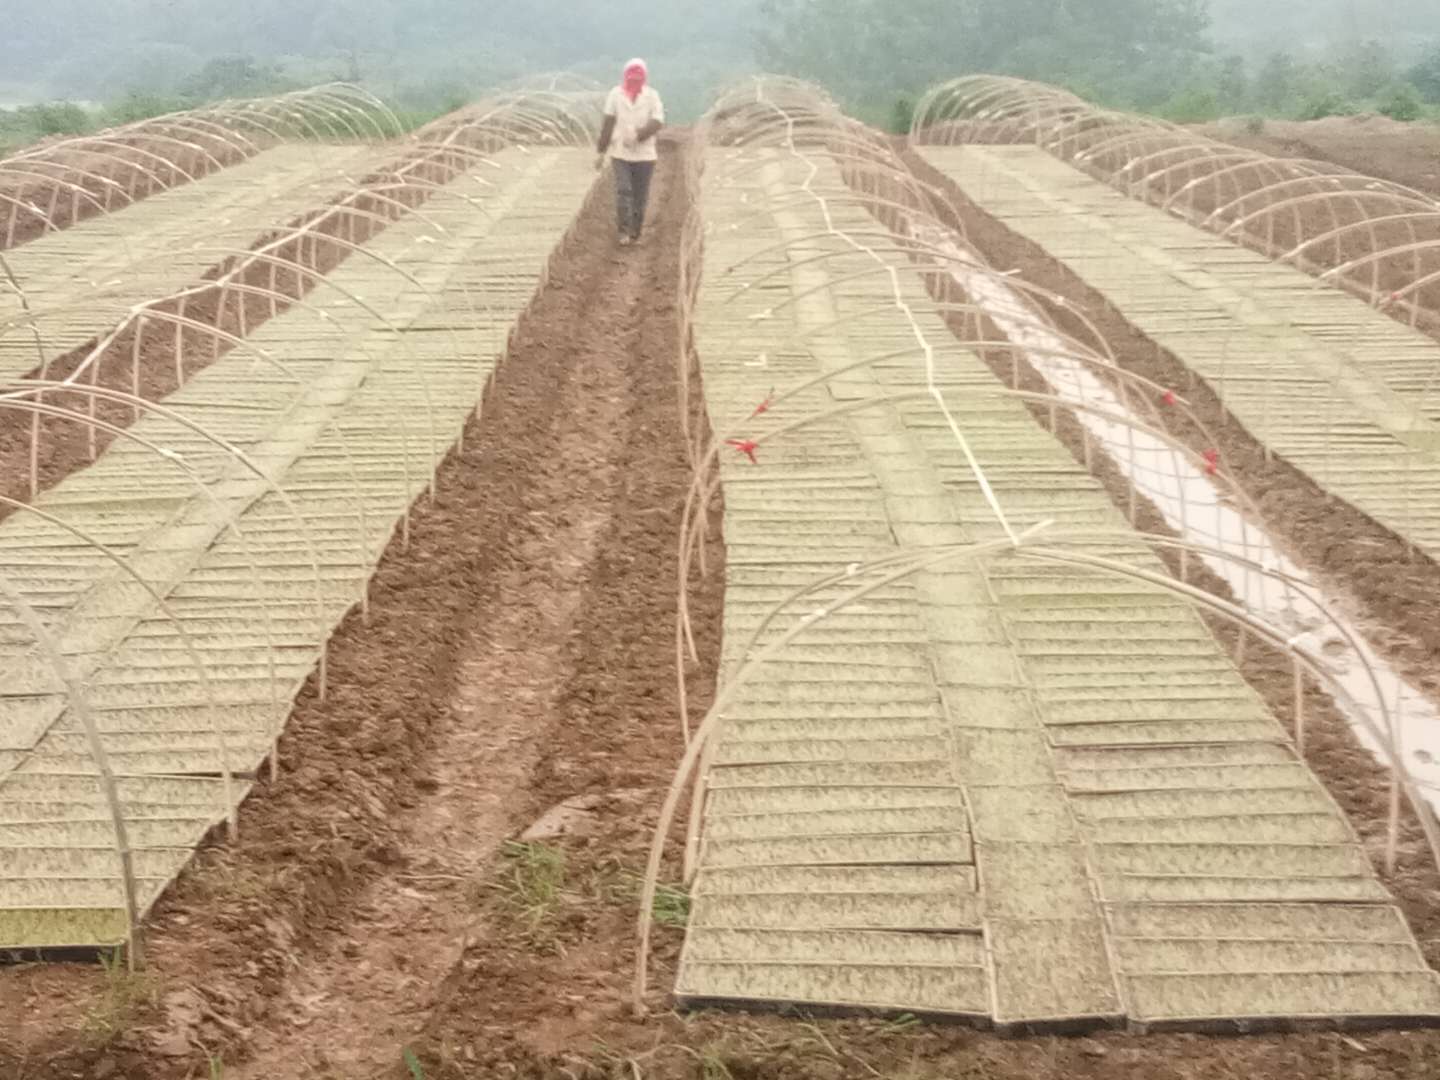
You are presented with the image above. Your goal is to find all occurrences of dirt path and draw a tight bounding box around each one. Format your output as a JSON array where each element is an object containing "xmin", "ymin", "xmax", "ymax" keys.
[{"xmin": 220, "ymin": 145, "xmax": 690, "ymax": 1080}]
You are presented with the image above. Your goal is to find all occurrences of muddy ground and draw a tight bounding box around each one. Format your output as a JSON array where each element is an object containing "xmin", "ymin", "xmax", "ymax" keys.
[
  {"xmin": 1198, "ymin": 115, "xmax": 1440, "ymax": 198},
  {"xmin": 5, "ymin": 131, "xmax": 1440, "ymax": 1079}
]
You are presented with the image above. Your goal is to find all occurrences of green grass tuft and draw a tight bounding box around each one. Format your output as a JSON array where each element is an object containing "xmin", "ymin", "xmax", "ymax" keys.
[
  {"xmin": 651, "ymin": 882, "xmax": 692, "ymax": 929},
  {"xmin": 81, "ymin": 948, "xmax": 154, "ymax": 1047},
  {"xmin": 500, "ymin": 841, "xmax": 567, "ymax": 916}
]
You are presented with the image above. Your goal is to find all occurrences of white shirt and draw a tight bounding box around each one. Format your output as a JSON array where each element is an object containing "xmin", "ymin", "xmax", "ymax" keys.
[{"xmin": 604, "ymin": 85, "xmax": 665, "ymax": 163}]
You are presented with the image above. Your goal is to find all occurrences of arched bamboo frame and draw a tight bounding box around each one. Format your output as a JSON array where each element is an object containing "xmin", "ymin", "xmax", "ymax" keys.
[
  {"xmin": 0, "ymin": 83, "xmax": 606, "ymax": 960},
  {"xmin": 632, "ymin": 75, "xmax": 1440, "ymax": 1017},
  {"xmin": 0, "ymin": 83, "xmax": 404, "ymax": 252},
  {"xmin": 908, "ymin": 75, "xmax": 1440, "ymax": 342}
]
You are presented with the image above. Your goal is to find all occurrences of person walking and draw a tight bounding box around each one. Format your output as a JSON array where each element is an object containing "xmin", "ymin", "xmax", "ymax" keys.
[{"xmin": 596, "ymin": 59, "xmax": 665, "ymax": 246}]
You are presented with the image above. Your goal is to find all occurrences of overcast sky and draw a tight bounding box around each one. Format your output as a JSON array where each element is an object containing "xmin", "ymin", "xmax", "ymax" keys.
[{"xmin": 1, "ymin": 0, "xmax": 1437, "ymax": 104}]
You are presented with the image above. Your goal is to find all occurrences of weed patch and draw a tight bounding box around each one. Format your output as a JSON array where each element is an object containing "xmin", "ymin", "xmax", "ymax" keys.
[{"xmin": 80, "ymin": 949, "xmax": 155, "ymax": 1047}]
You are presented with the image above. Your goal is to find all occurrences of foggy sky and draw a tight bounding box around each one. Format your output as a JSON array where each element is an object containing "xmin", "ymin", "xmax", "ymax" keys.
[{"xmin": 2, "ymin": 0, "xmax": 1438, "ymax": 102}]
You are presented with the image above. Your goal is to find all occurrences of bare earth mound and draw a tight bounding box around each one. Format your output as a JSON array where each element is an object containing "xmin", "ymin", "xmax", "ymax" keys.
[{"xmin": 1200, "ymin": 115, "xmax": 1440, "ymax": 198}]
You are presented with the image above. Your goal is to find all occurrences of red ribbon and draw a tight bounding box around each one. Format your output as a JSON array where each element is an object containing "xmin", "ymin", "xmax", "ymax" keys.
[{"xmin": 726, "ymin": 439, "xmax": 760, "ymax": 464}]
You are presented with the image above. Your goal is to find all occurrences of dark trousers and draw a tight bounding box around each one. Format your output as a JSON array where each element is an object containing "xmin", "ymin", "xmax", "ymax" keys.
[{"xmin": 614, "ymin": 159, "xmax": 656, "ymax": 239}]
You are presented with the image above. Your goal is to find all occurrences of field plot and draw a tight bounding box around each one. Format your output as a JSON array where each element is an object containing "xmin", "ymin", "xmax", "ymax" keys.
[
  {"xmin": 9, "ymin": 72, "xmax": 1440, "ymax": 1080},
  {"xmin": 918, "ymin": 143, "xmax": 1440, "ymax": 562},
  {"xmin": 0, "ymin": 143, "xmax": 383, "ymax": 382},
  {"xmin": 670, "ymin": 90, "xmax": 1440, "ymax": 1032},
  {"xmin": 0, "ymin": 85, "xmax": 399, "ymax": 251},
  {"xmin": 0, "ymin": 134, "xmax": 597, "ymax": 951}
]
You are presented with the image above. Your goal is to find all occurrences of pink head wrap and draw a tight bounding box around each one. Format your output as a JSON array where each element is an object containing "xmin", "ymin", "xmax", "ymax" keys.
[{"xmin": 623, "ymin": 58, "xmax": 648, "ymax": 102}]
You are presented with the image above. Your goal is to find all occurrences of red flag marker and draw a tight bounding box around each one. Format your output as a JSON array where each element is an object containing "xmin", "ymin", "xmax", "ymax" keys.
[
  {"xmin": 727, "ymin": 439, "xmax": 760, "ymax": 464},
  {"xmin": 1203, "ymin": 449, "xmax": 1220, "ymax": 475},
  {"xmin": 751, "ymin": 397, "xmax": 773, "ymax": 418},
  {"xmin": 1162, "ymin": 390, "xmax": 1178, "ymax": 407}
]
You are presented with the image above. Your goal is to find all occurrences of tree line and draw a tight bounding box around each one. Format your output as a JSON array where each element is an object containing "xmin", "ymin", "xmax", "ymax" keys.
[
  {"xmin": 756, "ymin": 0, "xmax": 1440, "ymax": 126},
  {"xmin": 3, "ymin": 0, "xmax": 1440, "ymax": 152}
]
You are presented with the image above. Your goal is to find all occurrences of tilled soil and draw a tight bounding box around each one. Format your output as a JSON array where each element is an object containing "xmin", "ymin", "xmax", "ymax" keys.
[
  {"xmin": 1196, "ymin": 117, "xmax": 1440, "ymax": 324},
  {"xmin": 1198, "ymin": 116, "xmax": 1440, "ymax": 199},
  {"xmin": 215, "ymin": 148, "xmax": 698, "ymax": 1080}
]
